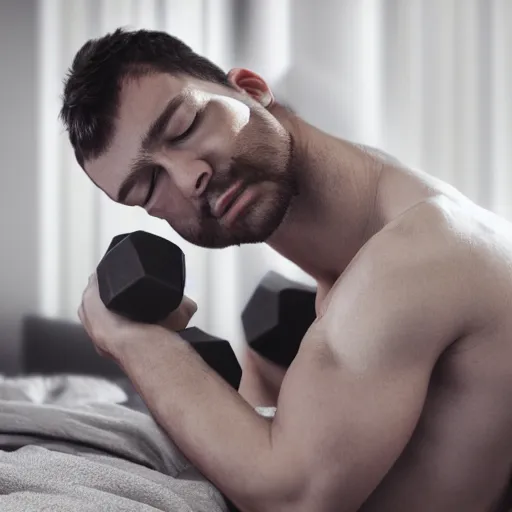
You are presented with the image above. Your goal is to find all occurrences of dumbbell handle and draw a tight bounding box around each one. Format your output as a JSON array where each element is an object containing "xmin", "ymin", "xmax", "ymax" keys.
[{"xmin": 176, "ymin": 327, "xmax": 242, "ymax": 391}]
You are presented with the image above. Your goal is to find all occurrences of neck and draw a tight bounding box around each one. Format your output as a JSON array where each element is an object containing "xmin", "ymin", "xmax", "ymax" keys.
[{"xmin": 266, "ymin": 104, "xmax": 383, "ymax": 286}]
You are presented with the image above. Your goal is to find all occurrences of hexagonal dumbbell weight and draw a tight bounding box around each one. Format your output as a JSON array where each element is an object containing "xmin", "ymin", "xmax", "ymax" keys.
[
  {"xmin": 241, "ymin": 271, "xmax": 317, "ymax": 368},
  {"xmin": 96, "ymin": 231, "xmax": 242, "ymax": 390}
]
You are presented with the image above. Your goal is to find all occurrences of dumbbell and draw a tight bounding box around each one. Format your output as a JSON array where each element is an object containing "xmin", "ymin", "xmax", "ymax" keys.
[
  {"xmin": 242, "ymin": 271, "xmax": 317, "ymax": 368},
  {"xmin": 95, "ymin": 230, "xmax": 242, "ymax": 390}
]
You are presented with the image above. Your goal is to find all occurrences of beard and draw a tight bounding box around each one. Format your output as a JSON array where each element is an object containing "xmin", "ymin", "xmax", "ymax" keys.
[{"xmin": 176, "ymin": 133, "xmax": 299, "ymax": 249}]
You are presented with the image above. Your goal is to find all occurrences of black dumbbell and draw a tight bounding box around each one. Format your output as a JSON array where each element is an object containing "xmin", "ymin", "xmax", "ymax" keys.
[
  {"xmin": 242, "ymin": 271, "xmax": 317, "ymax": 368},
  {"xmin": 96, "ymin": 231, "xmax": 242, "ymax": 390}
]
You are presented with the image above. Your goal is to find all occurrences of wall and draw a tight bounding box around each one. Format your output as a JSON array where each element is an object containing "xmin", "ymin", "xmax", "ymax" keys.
[{"xmin": 0, "ymin": 0, "xmax": 38, "ymax": 374}]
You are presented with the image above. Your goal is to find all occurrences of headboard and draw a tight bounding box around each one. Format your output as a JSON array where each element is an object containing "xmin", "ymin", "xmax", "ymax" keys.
[{"xmin": 21, "ymin": 314, "xmax": 125, "ymax": 378}]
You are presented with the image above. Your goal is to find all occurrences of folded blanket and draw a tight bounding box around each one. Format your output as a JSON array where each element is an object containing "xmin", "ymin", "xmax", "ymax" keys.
[{"xmin": 0, "ymin": 374, "xmax": 252, "ymax": 512}]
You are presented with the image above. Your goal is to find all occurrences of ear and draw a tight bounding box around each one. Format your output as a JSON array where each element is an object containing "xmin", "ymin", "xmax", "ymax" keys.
[{"xmin": 227, "ymin": 68, "xmax": 275, "ymax": 108}]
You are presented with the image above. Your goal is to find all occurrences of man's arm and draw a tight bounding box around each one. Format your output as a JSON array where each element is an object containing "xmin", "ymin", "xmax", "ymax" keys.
[
  {"xmin": 238, "ymin": 286, "xmax": 325, "ymax": 409},
  {"xmin": 238, "ymin": 347, "xmax": 286, "ymax": 407},
  {"xmin": 268, "ymin": 223, "xmax": 469, "ymax": 510},
  {"xmin": 116, "ymin": 227, "xmax": 465, "ymax": 512}
]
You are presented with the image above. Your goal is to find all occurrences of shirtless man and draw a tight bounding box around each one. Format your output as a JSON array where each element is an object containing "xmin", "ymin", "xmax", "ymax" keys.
[{"xmin": 60, "ymin": 28, "xmax": 512, "ymax": 512}]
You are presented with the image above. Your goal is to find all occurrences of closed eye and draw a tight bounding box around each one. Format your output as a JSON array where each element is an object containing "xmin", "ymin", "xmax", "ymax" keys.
[
  {"xmin": 143, "ymin": 167, "xmax": 161, "ymax": 206},
  {"xmin": 171, "ymin": 109, "xmax": 202, "ymax": 144}
]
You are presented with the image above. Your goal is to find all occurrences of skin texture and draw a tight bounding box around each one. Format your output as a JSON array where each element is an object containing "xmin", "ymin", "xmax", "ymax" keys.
[{"xmin": 78, "ymin": 68, "xmax": 512, "ymax": 512}]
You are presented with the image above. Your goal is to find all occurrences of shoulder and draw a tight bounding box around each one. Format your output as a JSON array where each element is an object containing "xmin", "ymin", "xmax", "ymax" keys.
[
  {"xmin": 322, "ymin": 196, "xmax": 471, "ymax": 314},
  {"xmin": 387, "ymin": 195, "xmax": 512, "ymax": 325},
  {"xmin": 317, "ymin": 197, "xmax": 477, "ymax": 368}
]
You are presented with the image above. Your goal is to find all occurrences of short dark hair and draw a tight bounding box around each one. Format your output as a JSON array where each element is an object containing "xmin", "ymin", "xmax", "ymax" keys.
[{"xmin": 60, "ymin": 28, "xmax": 232, "ymax": 167}]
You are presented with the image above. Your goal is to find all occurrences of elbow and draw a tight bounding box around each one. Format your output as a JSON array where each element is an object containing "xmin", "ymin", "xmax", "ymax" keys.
[
  {"xmin": 228, "ymin": 432, "xmax": 341, "ymax": 512},
  {"xmin": 236, "ymin": 494, "xmax": 306, "ymax": 512},
  {"xmin": 239, "ymin": 463, "xmax": 348, "ymax": 512},
  {"xmin": 231, "ymin": 479, "xmax": 302, "ymax": 512},
  {"xmin": 232, "ymin": 474, "xmax": 344, "ymax": 512},
  {"xmin": 233, "ymin": 459, "xmax": 315, "ymax": 512},
  {"xmin": 253, "ymin": 480, "xmax": 343, "ymax": 512},
  {"xmin": 237, "ymin": 486, "xmax": 328, "ymax": 512}
]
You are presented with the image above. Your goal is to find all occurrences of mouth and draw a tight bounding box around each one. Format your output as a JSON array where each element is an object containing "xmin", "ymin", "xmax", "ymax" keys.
[
  {"xmin": 213, "ymin": 181, "xmax": 245, "ymax": 218},
  {"xmin": 223, "ymin": 186, "xmax": 257, "ymax": 226}
]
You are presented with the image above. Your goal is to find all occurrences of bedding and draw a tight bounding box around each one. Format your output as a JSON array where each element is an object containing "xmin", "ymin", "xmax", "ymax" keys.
[{"xmin": 0, "ymin": 373, "xmax": 230, "ymax": 511}]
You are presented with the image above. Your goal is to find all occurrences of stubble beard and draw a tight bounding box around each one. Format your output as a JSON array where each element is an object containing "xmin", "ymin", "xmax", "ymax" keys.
[{"xmin": 182, "ymin": 134, "xmax": 298, "ymax": 249}]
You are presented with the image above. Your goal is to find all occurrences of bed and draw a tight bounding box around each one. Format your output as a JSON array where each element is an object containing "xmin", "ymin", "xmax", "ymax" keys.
[{"xmin": 0, "ymin": 314, "xmax": 243, "ymax": 511}]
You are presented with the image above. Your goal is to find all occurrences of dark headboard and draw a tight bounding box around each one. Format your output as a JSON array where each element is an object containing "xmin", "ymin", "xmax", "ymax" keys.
[{"xmin": 21, "ymin": 314, "xmax": 125, "ymax": 378}]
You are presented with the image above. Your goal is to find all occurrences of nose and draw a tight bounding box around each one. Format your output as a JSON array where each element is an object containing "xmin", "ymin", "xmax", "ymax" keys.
[{"xmin": 169, "ymin": 159, "xmax": 212, "ymax": 199}]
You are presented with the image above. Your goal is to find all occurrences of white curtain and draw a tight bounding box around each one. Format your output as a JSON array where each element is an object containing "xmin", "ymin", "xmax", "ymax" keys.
[
  {"xmin": 37, "ymin": 0, "xmax": 304, "ymax": 360},
  {"xmin": 286, "ymin": 0, "xmax": 512, "ymax": 216},
  {"xmin": 37, "ymin": 0, "xmax": 512, "ymax": 358}
]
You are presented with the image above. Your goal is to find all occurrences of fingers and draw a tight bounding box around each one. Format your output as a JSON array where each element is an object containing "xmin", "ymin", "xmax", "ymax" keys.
[
  {"xmin": 159, "ymin": 310, "xmax": 189, "ymax": 331},
  {"xmin": 77, "ymin": 302, "xmax": 90, "ymax": 334},
  {"xmin": 78, "ymin": 272, "xmax": 96, "ymax": 326},
  {"xmin": 183, "ymin": 296, "xmax": 198, "ymax": 318},
  {"xmin": 77, "ymin": 303, "xmax": 84, "ymax": 322},
  {"xmin": 158, "ymin": 296, "xmax": 197, "ymax": 331}
]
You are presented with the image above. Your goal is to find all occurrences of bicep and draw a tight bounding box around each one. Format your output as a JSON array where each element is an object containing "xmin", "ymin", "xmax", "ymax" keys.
[
  {"xmin": 270, "ymin": 331, "xmax": 433, "ymax": 510},
  {"xmin": 269, "ymin": 235, "xmax": 457, "ymax": 510}
]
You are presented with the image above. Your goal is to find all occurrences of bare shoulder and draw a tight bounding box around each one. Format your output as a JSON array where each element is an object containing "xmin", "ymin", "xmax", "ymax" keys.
[{"xmin": 314, "ymin": 195, "xmax": 512, "ymax": 369}]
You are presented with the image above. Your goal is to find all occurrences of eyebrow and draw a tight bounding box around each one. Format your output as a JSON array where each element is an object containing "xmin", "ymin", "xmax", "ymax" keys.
[{"xmin": 116, "ymin": 93, "xmax": 186, "ymax": 203}]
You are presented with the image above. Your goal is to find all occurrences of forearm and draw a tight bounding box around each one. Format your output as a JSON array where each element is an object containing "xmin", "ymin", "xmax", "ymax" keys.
[{"xmin": 116, "ymin": 326, "xmax": 297, "ymax": 511}]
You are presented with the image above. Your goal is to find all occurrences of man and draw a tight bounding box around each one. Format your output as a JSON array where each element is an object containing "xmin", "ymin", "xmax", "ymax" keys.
[{"xmin": 60, "ymin": 28, "xmax": 512, "ymax": 512}]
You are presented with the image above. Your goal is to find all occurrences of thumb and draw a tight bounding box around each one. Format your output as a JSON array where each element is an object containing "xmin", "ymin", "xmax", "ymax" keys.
[
  {"xmin": 182, "ymin": 296, "xmax": 198, "ymax": 318},
  {"xmin": 159, "ymin": 296, "xmax": 198, "ymax": 331}
]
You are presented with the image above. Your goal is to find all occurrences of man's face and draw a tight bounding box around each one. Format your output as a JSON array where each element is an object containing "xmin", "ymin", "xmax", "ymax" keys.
[{"xmin": 84, "ymin": 72, "xmax": 297, "ymax": 248}]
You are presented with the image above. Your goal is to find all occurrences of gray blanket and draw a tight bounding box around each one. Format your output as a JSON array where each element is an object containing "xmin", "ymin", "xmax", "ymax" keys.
[{"xmin": 0, "ymin": 374, "xmax": 266, "ymax": 511}]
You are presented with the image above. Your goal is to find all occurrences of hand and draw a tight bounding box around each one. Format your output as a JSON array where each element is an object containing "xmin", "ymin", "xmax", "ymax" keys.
[
  {"xmin": 158, "ymin": 294, "xmax": 198, "ymax": 332},
  {"xmin": 78, "ymin": 272, "xmax": 198, "ymax": 361}
]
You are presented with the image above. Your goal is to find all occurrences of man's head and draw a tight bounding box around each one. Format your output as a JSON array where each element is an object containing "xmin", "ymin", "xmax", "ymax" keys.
[{"xmin": 60, "ymin": 28, "xmax": 298, "ymax": 248}]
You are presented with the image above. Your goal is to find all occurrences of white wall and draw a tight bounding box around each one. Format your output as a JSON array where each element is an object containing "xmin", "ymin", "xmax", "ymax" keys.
[{"xmin": 0, "ymin": 0, "xmax": 39, "ymax": 374}]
